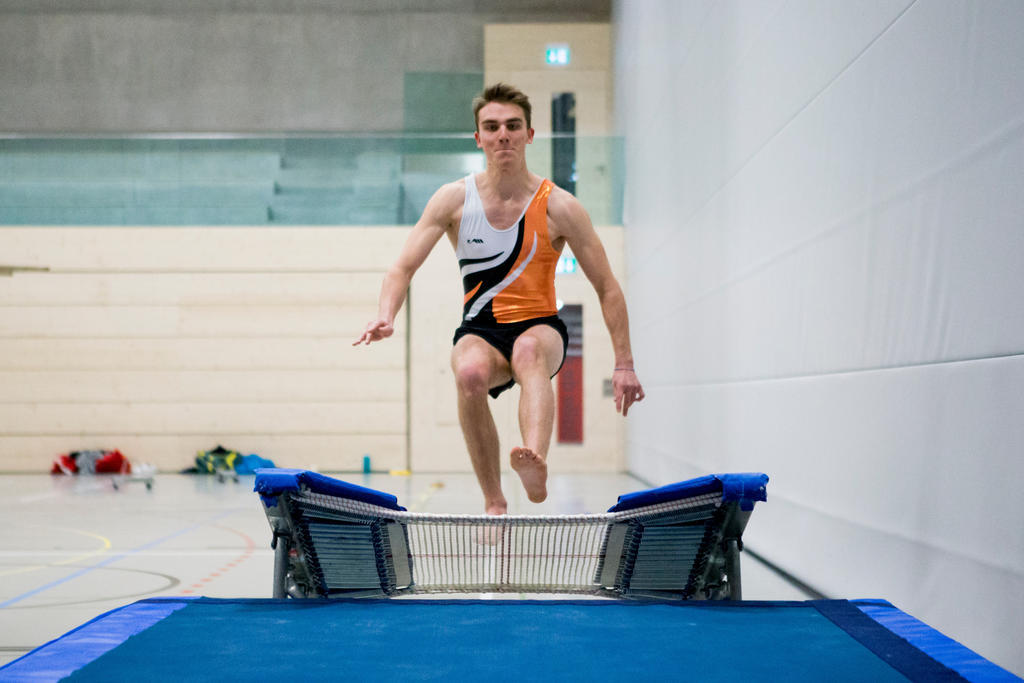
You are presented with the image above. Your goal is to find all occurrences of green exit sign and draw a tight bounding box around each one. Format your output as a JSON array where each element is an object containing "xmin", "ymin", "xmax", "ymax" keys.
[{"xmin": 546, "ymin": 44, "xmax": 570, "ymax": 66}]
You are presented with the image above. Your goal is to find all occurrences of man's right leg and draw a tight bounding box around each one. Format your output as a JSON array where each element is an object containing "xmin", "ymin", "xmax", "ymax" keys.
[{"xmin": 451, "ymin": 335, "xmax": 512, "ymax": 515}]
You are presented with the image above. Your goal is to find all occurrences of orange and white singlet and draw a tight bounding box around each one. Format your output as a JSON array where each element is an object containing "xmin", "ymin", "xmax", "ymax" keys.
[{"xmin": 457, "ymin": 174, "xmax": 561, "ymax": 324}]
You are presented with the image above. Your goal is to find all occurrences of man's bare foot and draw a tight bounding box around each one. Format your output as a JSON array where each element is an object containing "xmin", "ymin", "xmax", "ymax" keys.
[
  {"xmin": 510, "ymin": 446, "xmax": 547, "ymax": 503},
  {"xmin": 477, "ymin": 503, "xmax": 507, "ymax": 546},
  {"xmin": 485, "ymin": 503, "xmax": 507, "ymax": 516}
]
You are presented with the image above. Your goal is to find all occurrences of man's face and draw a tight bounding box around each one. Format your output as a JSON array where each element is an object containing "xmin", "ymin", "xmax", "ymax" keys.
[{"xmin": 474, "ymin": 101, "xmax": 534, "ymax": 164}]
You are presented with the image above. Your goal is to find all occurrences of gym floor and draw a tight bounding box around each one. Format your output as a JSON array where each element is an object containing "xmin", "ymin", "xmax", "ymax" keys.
[{"xmin": 0, "ymin": 471, "xmax": 808, "ymax": 666}]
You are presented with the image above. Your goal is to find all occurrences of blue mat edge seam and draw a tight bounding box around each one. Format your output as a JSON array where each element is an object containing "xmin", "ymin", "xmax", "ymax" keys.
[
  {"xmin": 0, "ymin": 597, "xmax": 194, "ymax": 680},
  {"xmin": 852, "ymin": 599, "xmax": 1020, "ymax": 683}
]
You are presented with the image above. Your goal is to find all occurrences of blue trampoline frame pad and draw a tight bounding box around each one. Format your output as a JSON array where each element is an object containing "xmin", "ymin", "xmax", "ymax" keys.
[{"xmin": 2, "ymin": 598, "xmax": 1017, "ymax": 682}]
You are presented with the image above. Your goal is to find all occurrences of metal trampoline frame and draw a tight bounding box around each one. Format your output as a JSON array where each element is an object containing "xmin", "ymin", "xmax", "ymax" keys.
[{"xmin": 256, "ymin": 470, "xmax": 765, "ymax": 601}]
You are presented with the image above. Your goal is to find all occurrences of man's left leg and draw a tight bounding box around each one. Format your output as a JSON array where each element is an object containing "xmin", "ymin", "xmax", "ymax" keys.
[{"xmin": 508, "ymin": 324, "xmax": 565, "ymax": 503}]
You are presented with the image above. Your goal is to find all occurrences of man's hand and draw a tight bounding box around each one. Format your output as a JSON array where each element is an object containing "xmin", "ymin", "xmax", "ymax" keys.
[
  {"xmin": 613, "ymin": 368, "xmax": 645, "ymax": 416},
  {"xmin": 353, "ymin": 319, "xmax": 394, "ymax": 346}
]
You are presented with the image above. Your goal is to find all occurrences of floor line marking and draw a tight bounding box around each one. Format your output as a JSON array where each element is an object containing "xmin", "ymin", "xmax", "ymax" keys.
[
  {"xmin": 0, "ymin": 528, "xmax": 112, "ymax": 579},
  {"xmin": 0, "ymin": 510, "xmax": 238, "ymax": 608}
]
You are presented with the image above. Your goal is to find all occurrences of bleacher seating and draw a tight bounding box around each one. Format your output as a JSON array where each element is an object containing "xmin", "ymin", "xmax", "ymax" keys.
[{"xmin": 0, "ymin": 138, "xmax": 404, "ymax": 226}]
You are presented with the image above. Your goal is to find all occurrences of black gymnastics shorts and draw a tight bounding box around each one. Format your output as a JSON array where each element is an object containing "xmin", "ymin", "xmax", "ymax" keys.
[{"xmin": 452, "ymin": 315, "xmax": 570, "ymax": 398}]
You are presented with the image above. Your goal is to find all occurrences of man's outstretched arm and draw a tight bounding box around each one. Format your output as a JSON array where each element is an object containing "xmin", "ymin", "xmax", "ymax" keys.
[
  {"xmin": 354, "ymin": 182, "xmax": 459, "ymax": 345},
  {"xmin": 552, "ymin": 192, "xmax": 646, "ymax": 416}
]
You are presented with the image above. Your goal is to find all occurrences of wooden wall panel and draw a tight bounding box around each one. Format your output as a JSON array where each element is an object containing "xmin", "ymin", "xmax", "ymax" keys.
[
  {"xmin": 4, "ymin": 402, "xmax": 403, "ymax": 436},
  {"xmin": 0, "ymin": 370, "xmax": 403, "ymax": 403},
  {"xmin": 0, "ymin": 338, "xmax": 404, "ymax": 371},
  {"xmin": 0, "ymin": 226, "xmax": 409, "ymax": 473},
  {"xmin": 0, "ymin": 227, "xmax": 403, "ymax": 271},
  {"xmin": 1, "ymin": 272, "xmax": 385, "ymax": 306}
]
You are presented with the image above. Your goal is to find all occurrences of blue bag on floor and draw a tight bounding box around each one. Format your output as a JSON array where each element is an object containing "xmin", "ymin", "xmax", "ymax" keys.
[{"xmin": 234, "ymin": 453, "xmax": 276, "ymax": 474}]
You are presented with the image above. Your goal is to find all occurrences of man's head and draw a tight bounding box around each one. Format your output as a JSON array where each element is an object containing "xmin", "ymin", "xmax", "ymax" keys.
[{"xmin": 472, "ymin": 83, "xmax": 532, "ymax": 131}]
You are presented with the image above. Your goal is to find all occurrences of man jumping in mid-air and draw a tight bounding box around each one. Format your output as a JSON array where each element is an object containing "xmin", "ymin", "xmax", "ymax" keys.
[{"xmin": 355, "ymin": 83, "xmax": 644, "ymax": 514}]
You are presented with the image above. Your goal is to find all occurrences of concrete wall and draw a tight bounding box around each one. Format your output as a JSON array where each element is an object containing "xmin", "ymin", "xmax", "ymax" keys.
[
  {"xmin": 0, "ymin": 0, "xmax": 609, "ymax": 132},
  {"xmin": 614, "ymin": 0, "xmax": 1024, "ymax": 675}
]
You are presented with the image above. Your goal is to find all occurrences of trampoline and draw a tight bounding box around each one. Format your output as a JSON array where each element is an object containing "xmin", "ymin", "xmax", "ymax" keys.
[
  {"xmin": 252, "ymin": 468, "xmax": 769, "ymax": 600},
  {"xmin": 2, "ymin": 471, "xmax": 1016, "ymax": 681}
]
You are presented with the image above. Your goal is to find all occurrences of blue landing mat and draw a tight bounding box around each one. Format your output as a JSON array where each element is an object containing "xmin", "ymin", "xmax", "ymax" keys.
[{"xmin": 2, "ymin": 598, "xmax": 1016, "ymax": 682}]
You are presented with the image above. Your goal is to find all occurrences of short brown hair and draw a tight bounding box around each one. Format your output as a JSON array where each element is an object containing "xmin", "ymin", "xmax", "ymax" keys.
[{"xmin": 472, "ymin": 83, "xmax": 532, "ymax": 130}]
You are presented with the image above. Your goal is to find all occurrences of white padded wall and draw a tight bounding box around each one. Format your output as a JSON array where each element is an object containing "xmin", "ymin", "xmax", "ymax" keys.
[{"xmin": 615, "ymin": 0, "xmax": 1024, "ymax": 674}]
